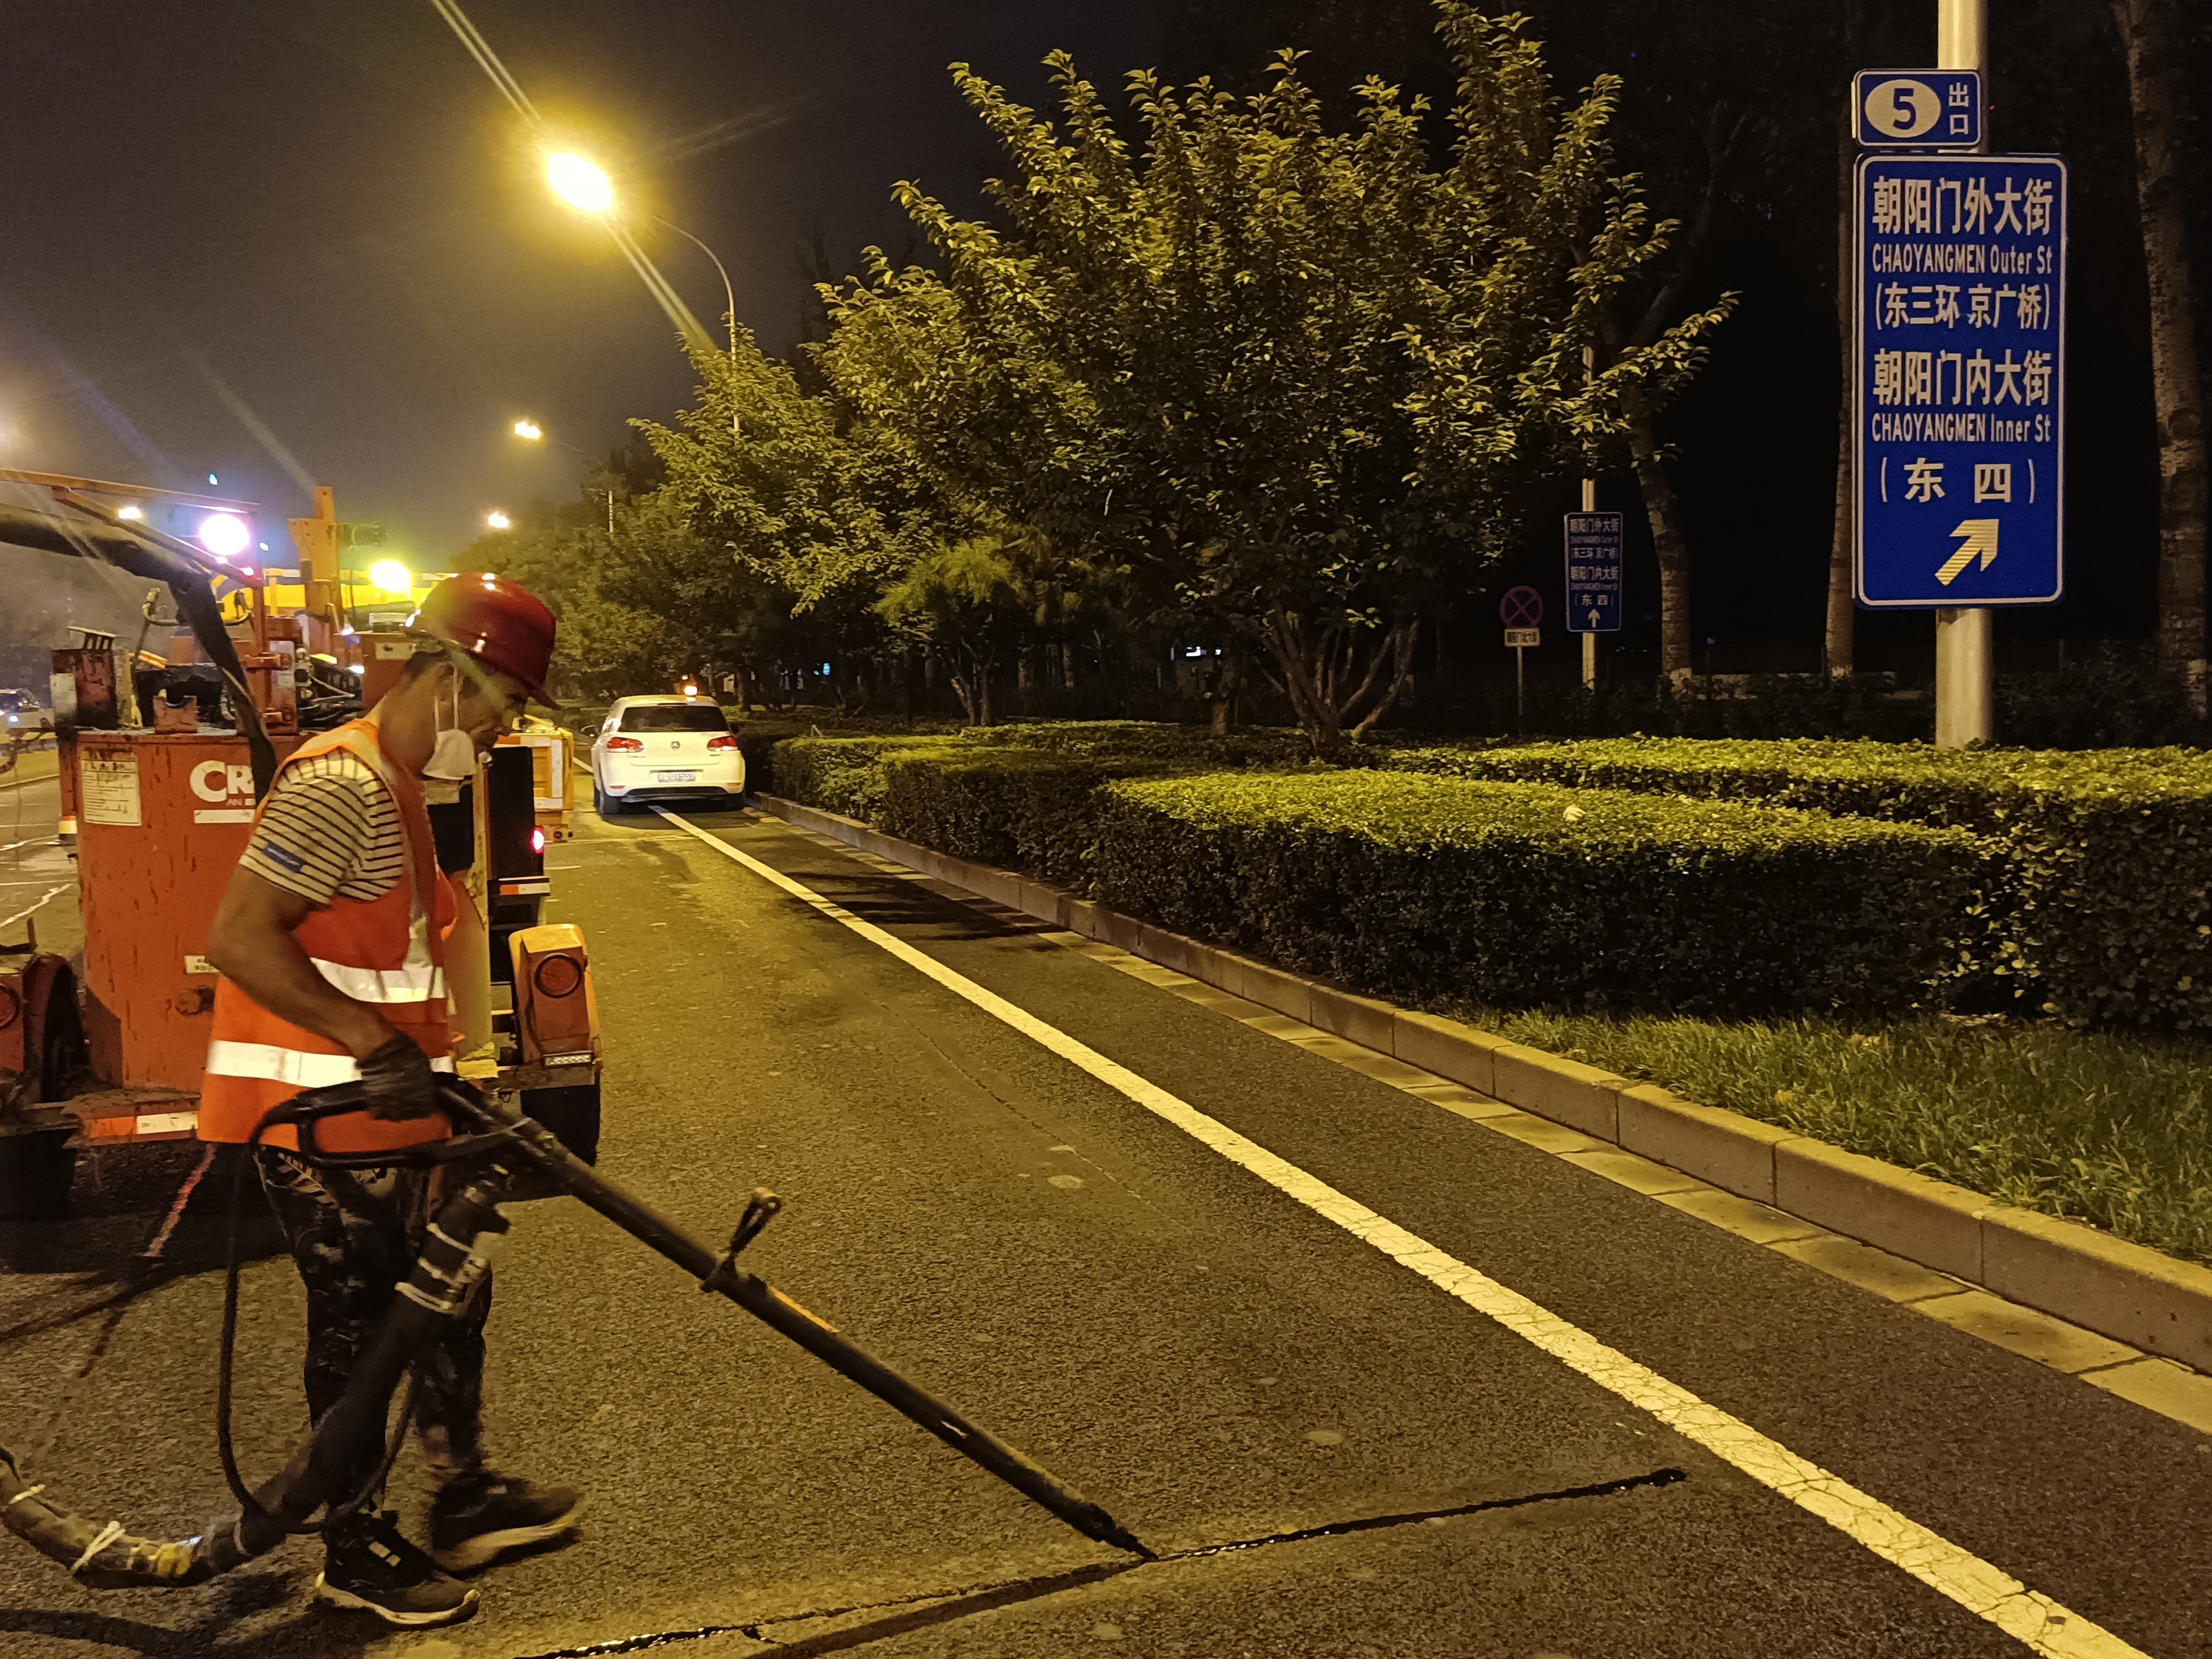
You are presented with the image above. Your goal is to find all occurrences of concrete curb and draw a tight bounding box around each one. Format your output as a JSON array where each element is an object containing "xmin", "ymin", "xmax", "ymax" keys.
[{"xmin": 757, "ymin": 793, "xmax": 2212, "ymax": 1375}]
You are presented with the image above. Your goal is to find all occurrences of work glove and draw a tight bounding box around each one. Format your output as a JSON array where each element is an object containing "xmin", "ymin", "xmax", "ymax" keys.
[{"xmin": 358, "ymin": 1033, "xmax": 441, "ymax": 1121}]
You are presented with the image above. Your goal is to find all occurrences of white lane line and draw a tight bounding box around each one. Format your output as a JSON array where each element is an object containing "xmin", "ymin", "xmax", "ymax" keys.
[
  {"xmin": 0, "ymin": 884, "xmax": 72, "ymax": 931},
  {"xmin": 658, "ymin": 808, "xmax": 2147, "ymax": 1659}
]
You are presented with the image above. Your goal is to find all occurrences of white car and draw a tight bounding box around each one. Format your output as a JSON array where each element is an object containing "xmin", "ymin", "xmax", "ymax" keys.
[{"xmin": 591, "ymin": 695, "xmax": 745, "ymax": 814}]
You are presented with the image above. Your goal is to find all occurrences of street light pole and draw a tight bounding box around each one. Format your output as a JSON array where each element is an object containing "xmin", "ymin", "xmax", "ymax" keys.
[
  {"xmin": 649, "ymin": 215, "xmax": 737, "ymax": 362},
  {"xmin": 650, "ymin": 215, "xmax": 743, "ymax": 441},
  {"xmin": 1933, "ymin": 0, "xmax": 1994, "ymax": 747},
  {"xmin": 544, "ymin": 156, "xmax": 742, "ymax": 441}
]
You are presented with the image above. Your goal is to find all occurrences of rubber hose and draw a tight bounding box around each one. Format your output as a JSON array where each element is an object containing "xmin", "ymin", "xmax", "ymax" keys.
[{"xmin": 0, "ymin": 1445, "xmax": 215, "ymax": 1588}]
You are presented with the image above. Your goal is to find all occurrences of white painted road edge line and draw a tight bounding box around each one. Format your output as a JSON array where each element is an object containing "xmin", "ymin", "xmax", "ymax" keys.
[
  {"xmin": 0, "ymin": 883, "xmax": 73, "ymax": 932},
  {"xmin": 659, "ymin": 808, "xmax": 2146, "ymax": 1659}
]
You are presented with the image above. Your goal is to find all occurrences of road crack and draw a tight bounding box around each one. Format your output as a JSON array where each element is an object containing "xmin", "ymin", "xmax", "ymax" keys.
[{"xmin": 506, "ymin": 1468, "xmax": 1687, "ymax": 1659}]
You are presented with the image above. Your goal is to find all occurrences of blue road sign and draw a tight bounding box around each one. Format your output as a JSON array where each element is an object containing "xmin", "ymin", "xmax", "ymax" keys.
[
  {"xmin": 1854, "ymin": 70, "xmax": 1981, "ymax": 149},
  {"xmin": 1563, "ymin": 512, "xmax": 1623, "ymax": 633},
  {"xmin": 1855, "ymin": 154, "xmax": 2066, "ymax": 608}
]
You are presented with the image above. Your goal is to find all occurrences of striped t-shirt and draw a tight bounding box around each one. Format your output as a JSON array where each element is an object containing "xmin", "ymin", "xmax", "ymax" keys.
[{"xmin": 240, "ymin": 753, "xmax": 408, "ymax": 906}]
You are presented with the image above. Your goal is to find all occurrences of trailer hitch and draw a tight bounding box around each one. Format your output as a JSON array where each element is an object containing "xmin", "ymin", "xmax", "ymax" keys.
[{"xmin": 0, "ymin": 1079, "xmax": 1152, "ymax": 1589}]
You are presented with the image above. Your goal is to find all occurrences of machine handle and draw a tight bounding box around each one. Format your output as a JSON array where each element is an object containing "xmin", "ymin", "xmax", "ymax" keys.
[{"xmin": 260, "ymin": 1078, "xmax": 513, "ymax": 1169}]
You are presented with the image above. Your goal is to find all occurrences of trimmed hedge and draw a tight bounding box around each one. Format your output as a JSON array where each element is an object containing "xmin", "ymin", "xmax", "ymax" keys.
[
  {"xmin": 1093, "ymin": 771, "xmax": 1994, "ymax": 1017},
  {"xmin": 876, "ymin": 749, "xmax": 1174, "ymax": 888},
  {"xmin": 771, "ymin": 734, "xmax": 963, "ymax": 820},
  {"xmin": 775, "ymin": 723, "xmax": 1319, "ymax": 886},
  {"xmin": 1368, "ymin": 737, "xmax": 2212, "ymax": 1029},
  {"xmin": 964, "ymin": 720, "xmax": 1316, "ymax": 769}
]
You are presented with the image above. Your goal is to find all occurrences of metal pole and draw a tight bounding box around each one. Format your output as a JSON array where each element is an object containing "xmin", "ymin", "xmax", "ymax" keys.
[
  {"xmin": 1581, "ymin": 345, "xmax": 1599, "ymax": 691},
  {"xmin": 1580, "ymin": 475, "xmax": 1599, "ymax": 691},
  {"xmin": 1934, "ymin": 0, "xmax": 1993, "ymax": 747},
  {"xmin": 652, "ymin": 214, "xmax": 743, "ymax": 440},
  {"xmin": 1515, "ymin": 644, "xmax": 1526, "ymax": 732}
]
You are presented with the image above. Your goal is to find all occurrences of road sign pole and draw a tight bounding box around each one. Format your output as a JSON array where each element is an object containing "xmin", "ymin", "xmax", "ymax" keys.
[
  {"xmin": 1515, "ymin": 644, "xmax": 1526, "ymax": 731},
  {"xmin": 1934, "ymin": 0, "xmax": 1993, "ymax": 748},
  {"xmin": 1579, "ymin": 347, "xmax": 1599, "ymax": 693},
  {"xmin": 1579, "ymin": 476, "xmax": 1599, "ymax": 690}
]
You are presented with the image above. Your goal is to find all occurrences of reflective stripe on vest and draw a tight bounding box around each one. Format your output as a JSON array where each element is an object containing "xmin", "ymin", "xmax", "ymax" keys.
[
  {"xmin": 205, "ymin": 1039, "xmax": 459, "ymax": 1089},
  {"xmin": 311, "ymin": 957, "xmax": 448, "ymax": 1003}
]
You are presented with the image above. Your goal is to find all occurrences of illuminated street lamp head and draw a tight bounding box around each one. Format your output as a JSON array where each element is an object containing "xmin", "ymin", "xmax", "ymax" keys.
[
  {"xmin": 547, "ymin": 152, "xmax": 613, "ymax": 214},
  {"xmin": 369, "ymin": 559, "xmax": 412, "ymax": 596},
  {"xmin": 514, "ymin": 420, "xmax": 542, "ymax": 441},
  {"xmin": 487, "ymin": 510, "xmax": 512, "ymax": 530}
]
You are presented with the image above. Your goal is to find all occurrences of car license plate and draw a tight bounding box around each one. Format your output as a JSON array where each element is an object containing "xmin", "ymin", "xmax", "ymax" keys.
[{"xmin": 652, "ymin": 769, "xmax": 697, "ymax": 783}]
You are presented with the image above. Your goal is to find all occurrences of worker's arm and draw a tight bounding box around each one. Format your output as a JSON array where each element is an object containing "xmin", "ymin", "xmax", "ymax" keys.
[{"xmin": 204, "ymin": 865, "xmax": 394, "ymax": 1058}]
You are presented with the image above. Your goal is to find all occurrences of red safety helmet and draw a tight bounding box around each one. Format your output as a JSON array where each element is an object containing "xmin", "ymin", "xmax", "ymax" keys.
[{"xmin": 410, "ymin": 573, "xmax": 556, "ymax": 706}]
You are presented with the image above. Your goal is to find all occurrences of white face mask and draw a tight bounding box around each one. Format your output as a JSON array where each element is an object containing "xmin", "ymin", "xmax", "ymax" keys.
[{"xmin": 422, "ymin": 668, "xmax": 481, "ymax": 781}]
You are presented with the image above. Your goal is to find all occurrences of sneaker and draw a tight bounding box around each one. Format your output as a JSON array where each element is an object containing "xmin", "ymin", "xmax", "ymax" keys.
[
  {"xmin": 316, "ymin": 1511, "xmax": 480, "ymax": 1627},
  {"xmin": 430, "ymin": 1474, "xmax": 584, "ymax": 1573}
]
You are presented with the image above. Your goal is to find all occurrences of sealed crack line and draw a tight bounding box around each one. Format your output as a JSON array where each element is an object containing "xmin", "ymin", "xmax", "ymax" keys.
[
  {"xmin": 1173, "ymin": 1467, "xmax": 1688, "ymax": 1562},
  {"xmin": 507, "ymin": 1471, "xmax": 1688, "ymax": 1659}
]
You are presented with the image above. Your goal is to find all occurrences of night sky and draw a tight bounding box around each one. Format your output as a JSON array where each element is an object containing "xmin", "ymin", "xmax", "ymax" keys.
[{"xmin": 0, "ymin": 0, "xmax": 1157, "ymax": 568}]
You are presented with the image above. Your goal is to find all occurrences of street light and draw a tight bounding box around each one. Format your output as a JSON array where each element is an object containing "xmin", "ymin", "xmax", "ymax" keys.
[
  {"xmin": 511, "ymin": 419, "xmax": 591, "ymax": 460},
  {"xmin": 369, "ymin": 560, "xmax": 412, "ymax": 596},
  {"xmin": 541, "ymin": 150, "xmax": 741, "ymax": 436},
  {"xmin": 546, "ymin": 152, "xmax": 612, "ymax": 214},
  {"xmin": 487, "ymin": 510, "xmax": 512, "ymax": 530}
]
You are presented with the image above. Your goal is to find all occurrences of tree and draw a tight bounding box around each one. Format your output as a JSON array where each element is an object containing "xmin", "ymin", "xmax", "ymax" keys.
[
  {"xmin": 820, "ymin": 4, "xmax": 1727, "ymax": 751},
  {"xmin": 637, "ymin": 330, "xmax": 932, "ymax": 708},
  {"xmin": 464, "ymin": 495, "xmax": 678, "ymax": 701},
  {"xmin": 873, "ymin": 532, "xmax": 1031, "ymax": 725},
  {"xmin": 2111, "ymin": 0, "xmax": 2207, "ymax": 710}
]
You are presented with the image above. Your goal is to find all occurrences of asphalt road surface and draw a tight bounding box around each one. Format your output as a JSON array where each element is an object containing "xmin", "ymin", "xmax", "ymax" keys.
[
  {"xmin": 0, "ymin": 765, "xmax": 76, "ymax": 961},
  {"xmin": 0, "ymin": 796, "xmax": 2205, "ymax": 1659}
]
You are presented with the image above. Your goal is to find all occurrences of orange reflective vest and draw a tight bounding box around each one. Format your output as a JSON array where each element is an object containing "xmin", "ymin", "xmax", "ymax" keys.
[{"xmin": 198, "ymin": 719, "xmax": 457, "ymax": 1154}]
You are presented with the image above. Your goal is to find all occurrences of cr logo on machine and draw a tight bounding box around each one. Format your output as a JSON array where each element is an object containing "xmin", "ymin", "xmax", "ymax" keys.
[{"xmin": 191, "ymin": 761, "xmax": 257, "ymax": 824}]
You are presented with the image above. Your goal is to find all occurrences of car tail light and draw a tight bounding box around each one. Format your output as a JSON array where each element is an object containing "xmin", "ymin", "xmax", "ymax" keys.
[
  {"xmin": 706, "ymin": 734, "xmax": 738, "ymax": 751},
  {"xmin": 606, "ymin": 735, "xmax": 644, "ymax": 751}
]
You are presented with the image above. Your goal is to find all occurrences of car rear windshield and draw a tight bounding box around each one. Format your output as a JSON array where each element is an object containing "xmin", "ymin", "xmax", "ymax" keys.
[{"xmin": 619, "ymin": 704, "xmax": 730, "ymax": 733}]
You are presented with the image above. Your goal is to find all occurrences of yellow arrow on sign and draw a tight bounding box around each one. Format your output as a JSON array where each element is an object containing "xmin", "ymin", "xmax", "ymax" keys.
[{"xmin": 1936, "ymin": 518, "xmax": 1999, "ymax": 586}]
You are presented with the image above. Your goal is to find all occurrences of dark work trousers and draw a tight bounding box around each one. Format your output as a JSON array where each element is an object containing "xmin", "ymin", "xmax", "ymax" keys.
[{"xmin": 254, "ymin": 1146, "xmax": 492, "ymax": 1544}]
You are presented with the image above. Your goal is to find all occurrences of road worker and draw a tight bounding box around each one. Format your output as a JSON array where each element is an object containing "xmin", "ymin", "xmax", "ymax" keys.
[{"xmin": 199, "ymin": 573, "xmax": 577, "ymax": 1628}]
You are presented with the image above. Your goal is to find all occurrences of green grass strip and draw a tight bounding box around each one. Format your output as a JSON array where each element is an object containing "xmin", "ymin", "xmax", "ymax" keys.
[{"xmin": 1462, "ymin": 1005, "xmax": 2212, "ymax": 1268}]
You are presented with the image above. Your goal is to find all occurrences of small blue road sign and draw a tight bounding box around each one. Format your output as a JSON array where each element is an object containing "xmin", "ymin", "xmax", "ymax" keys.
[
  {"xmin": 1500, "ymin": 586, "xmax": 1543, "ymax": 629},
  {"xmin": 1855, "ymin": 70, "xmax": 1981, "ymax": 149},
  {"xmin": 1563, "ymin": 512, "xmax": 1623, "ymax": 632},
  {"xmin": 1855, "ymin": 154, "xmax": 2066, "ymax": 608}
]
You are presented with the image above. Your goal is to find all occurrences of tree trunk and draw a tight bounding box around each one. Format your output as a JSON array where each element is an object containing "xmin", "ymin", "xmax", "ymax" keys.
[
  {"xmin": 1623, "ymin": 393, "xmax": 1694, "ymax": 680},
  {"xmin": 945, "ymin": 653, "xmax": 979, "ymax": 724},
  {"xmin": 1826, "ymin": 394, "xmax": 1855, "ymax": 678},
  {"xmin": 1260, "ymin": 613, "xmax": 1416, "ymax": 754},
  {"xmin": 2113, "ymin": 0, "xmax": 2209, "ymax": 710}
]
